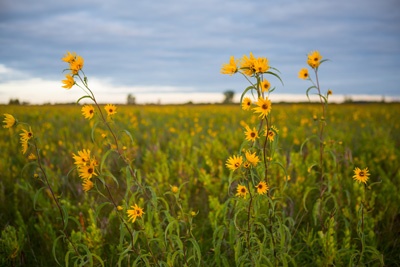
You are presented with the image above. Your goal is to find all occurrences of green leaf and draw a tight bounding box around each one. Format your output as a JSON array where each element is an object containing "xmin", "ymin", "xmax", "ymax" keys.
[
  {"xmin": 240, "ymin": 85, "xmax": 257, "ymax": 104},
  {"xmin": 52, "ymin": 235, "xmax": 64, "ymax": 266},
  {"xmin": 265, "ymin": 70, "xmax": 284, "ymax": 86},
  {"xmin": 76, "ymin": 95, "xmax": 93, "ymax": 104},
  {"xmin": 90, "ymin": 120, "xmax": 100, "ymax": 143},
  {"xmin": 33, "ymin": 186, "xmax": 46, "ymax": 211},
  {"xmin": 302, "ymin": 186, "xmax": 318, "ymax": 212},
  {"xmin": 306, "ymin": 86, "xmax": 318, "ymax": 101},
  {"xmin": 300, "ymin": 134, "xmax": 319, "ymax": 155}
]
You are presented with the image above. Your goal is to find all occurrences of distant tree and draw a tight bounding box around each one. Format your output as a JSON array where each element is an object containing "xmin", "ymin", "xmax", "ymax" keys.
[
  {"xmin": 222, "ymin": 90, "xmax": 235, "ymax": 104},
  {"xmin": 8, "ymin": 98, "xmax": 20, "ymax": 105},
  {"xmin": 127, "ymin": 94, "xmax": 136, "ymax": 105}
]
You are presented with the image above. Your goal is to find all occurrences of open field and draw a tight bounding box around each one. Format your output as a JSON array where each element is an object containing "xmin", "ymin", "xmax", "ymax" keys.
[{"xmin": 1, "ymin": 103, "xmax": 399, "ymax": 266}]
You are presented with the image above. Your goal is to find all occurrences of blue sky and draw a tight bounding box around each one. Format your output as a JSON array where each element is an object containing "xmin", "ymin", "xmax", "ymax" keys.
[{"xmin": 0, "ymin": 0, "xmax": 399, "ymax": 104}]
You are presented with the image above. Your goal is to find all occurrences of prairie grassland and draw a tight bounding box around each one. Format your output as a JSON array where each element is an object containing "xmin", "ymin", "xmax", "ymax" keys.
[{"xmin": 1, "ymin": 103, "xmax": 399, "ymax": 266}]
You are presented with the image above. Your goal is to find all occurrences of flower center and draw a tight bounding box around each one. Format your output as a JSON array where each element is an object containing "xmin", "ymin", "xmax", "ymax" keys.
[{"xmin": 262, "ymin": 104, "xmax": 268, "ymax": 110}]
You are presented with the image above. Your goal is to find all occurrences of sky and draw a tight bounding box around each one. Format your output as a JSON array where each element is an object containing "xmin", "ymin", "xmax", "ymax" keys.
[{"xmin": 0, "ymin": 0, "xmax": 400, "ymax": 104}]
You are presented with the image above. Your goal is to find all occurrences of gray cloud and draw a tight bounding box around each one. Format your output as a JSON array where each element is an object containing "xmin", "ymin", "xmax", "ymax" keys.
[{"xmin": 0, "ymin": 0, "xmax": 399, "ymax": 102}]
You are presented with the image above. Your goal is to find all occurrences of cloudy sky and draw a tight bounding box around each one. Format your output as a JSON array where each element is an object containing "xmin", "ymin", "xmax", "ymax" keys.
[{"xmin": 0, "ymin": 0, "xmax": 399, "ymax": 104}]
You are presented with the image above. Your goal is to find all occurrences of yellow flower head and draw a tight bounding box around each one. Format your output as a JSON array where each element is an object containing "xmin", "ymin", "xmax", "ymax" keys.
[
  {"xmin": 81, "ymin": 105, "xmax": 95, "ymax": 120},
  {"xmin": 265, "ymin": 125, "xmax": 278, "ymax": 141},
  {"xmin": 72, "ymin": 149, "xmax": 91, "ymax": 166},
  {"xmin": 104, "ymin": 104, "xmax": 117, "ymax": 116},
  {"xmin": 171, "ymin": 185, "xmax": 179, "ymax": 193},
  {"xmin": 62, "ymin": 74, "xmax": 75, "ymax": 89},
  {"xmin": 241, "ymin": 97, "xmax": 252, "ymax": 111},
  {"xmin": 244, "ymin": 125, "xmax": 259, "ymax": 142},
  {"xmin": 245, "ymin": 150, "xmax": 260, "ymax": 167},
  {"xmin": 253, "ymin": 57, "xmax": 269, "ymax": 74},
  {"xmin": 28, "ymin": 153, "xmax": 37, "ymax": 160},
  {"xmin": 255, "ymin": 181, "xmax": 269, "ymax": 195},
  {"xmin": 70, "ymin": 55, "xmax": 84, "ymax": 74},
  {"xmin": 240, "ymin": 52, "xmax": 256, "ymax": 76},
  {"xmin": 21, "ymin": 139, "xmax": 29, "ymax": 154},
  {"xmin": 20, "ymin": 127, "xmax": 33, "ymax": 141},
  {"xmin": 260, "ymin": 79, "xmax": 271, "ymax": 92},
  {"xmin": 82, "ymin": 179, "xmax": 94, "ymax": 192},
  {"xmin": 127, "ymin": 204, "xmax": 145, "ymax": 223},
  {"xmin": 236, "ymin": 184, "xmax": 248, "ymax": 198},
  {"xmin": 2, "ymin": 114, "xmax": 16, "ymax": 128},
  {"xmin": 253, "ymin": 97, "xmax": 272, "ymax": 118},
  {"xmin": 307, "ymin": 51, "xmax": 322, "ymax": 69},
  {"xmin": 226, "ymin": 155, "xmax": 243, "ymax": 171},
  {"xmin": 353, "ymin": 167, "xmax": 370, "ymax": 184},
  {"xmin": 78, "ymin": 163, "xmax": 97, "ymax": 180},
  {"xmin": 298, "ymin": 68, "xmax": 309, "ymax": 80},
  {"xmin": 327, "ymin": 89, "xmax": 333, "ymax": 96},
  {"xmin": 62, "ymin": 51, "xmax": 77, "ymax": 63},
  {"xmin": 221, "ymin": 56, "xmax": 238, "ymax": 75}
]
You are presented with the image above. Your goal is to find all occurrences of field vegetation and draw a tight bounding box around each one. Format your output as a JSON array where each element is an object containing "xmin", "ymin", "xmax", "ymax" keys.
[{"xmin": 0, "ymin": 51, "xmax": 399, "ymax": 266}]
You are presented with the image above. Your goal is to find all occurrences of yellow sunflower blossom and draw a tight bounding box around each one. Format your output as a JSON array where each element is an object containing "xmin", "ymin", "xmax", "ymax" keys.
[
  {"xmin": 260, "ymin": 79, "xmax": 271, "ymax": 92},
  {"xmin": 82, "ymin": 179, "xmax": 94, "ymax": 192},
  {"xmin": 244, "ymin": 125, "xmax": 259, "ymax": 142},
  {"xmin": 353, "ymin": 167, "xmax": 370, "ymax": 184},
  {"xmin": 21, "ymin": 139, "xmax": 29, "ymax": 154},
  {"xmin": 298, "ymin": 68, "xmax": 309, "ymax": 80},
  {"xmin": 104, "ymin": 104, "xmax": 117, "ymax": 116},
  {"xmin": 236, "ymin": 184, "xmax": 248, "ymax": 198},
  {"xmin": 127, "ymin": 204, "xmax": 145, "ymax": 223},
  {"xmin": 2, "ymin": 114, "xmax": 16, "ymax": 128},
  {"xmin": 245, "ymin": 150, "xmax": 260, "ymax": 167},
  {"xmin": 81, "ymin": 105, "xmax": 95, "ymax": 120},
  {"xmin": 20, "ymin": 127, "xmax": 33, "ymax": 141},
  {"xmin": 240, "ymin": 52, "xmax": 256, "ymax": 76},
  {"xmin": 253, "ymin": 57, "xmax": 269, "ymax": 74},
  {"xmin": 62, "ymin": 51, "xmax": 76, "ymax": 63},
  {"xmin": 171, "ymin": 185, "xmax": 179, "ymax": 193},
  {"xmin": 226, "ymin": 155, "xmax": 243, "ymax": 171},
  {"xmin": 255, "ymin": 181, "xmax": 269, "ymax": 195},
  {"xmin": 62, "ymin": 74, "xmax": 75, "ymax": 89},
  {"xmin": 72, "ymin": 149, "xmax": 91, "ymax": 166},
  {"xmin": 241, "ymin": 97, "xmax": 252, "ymax": 111},
  {"xmin": 221, "ymin": 56, "xmax": 238, "ymax": 75},
  {"xmin": 265, "ymin": 125, "xmax": 279, "ymax": 142},
  {"xmin": 307, "ymin": 51, "xmax": 322, "ymax": 69},
  {"xmin": 28, "ymin": 153, "xmax": 37, "ymax": 160},
  {"xmin": 70, "ymin": 55, "xmax": 84, "ymax": 74},
  {"xmin": 253, "ymin": 97, "xmax": 272, "ymax": 118},
  {"xmin": 78, "ymin": 162, "xmax": 97, "ymax": 180}
]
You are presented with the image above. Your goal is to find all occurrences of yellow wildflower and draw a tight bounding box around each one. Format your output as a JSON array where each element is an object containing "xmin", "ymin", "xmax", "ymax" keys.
[
  {"xmin": 2, "ymin": 114, "xmax": 16, "ymax": 128},
  {"xmin": 221, "ymin": 56, "xmax": 238, "ymax": 75}
]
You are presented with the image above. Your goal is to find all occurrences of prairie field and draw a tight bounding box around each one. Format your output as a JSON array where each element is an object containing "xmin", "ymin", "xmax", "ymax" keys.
[{"xmin": 1, "ymin": 103, "xmax": 399, "ymax": 266}]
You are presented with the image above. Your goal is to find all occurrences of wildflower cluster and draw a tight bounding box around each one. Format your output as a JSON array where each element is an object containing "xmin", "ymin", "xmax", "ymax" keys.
[
  {"xmin": 222, "ymin": 52, "xmax": 283, "ymax": 197},
  {"xmin": 72, "ymin": 149, "xmax": 98, "ymax": 191}
]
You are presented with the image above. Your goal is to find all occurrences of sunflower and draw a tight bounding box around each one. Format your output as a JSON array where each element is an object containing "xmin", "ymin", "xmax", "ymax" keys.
[
  {"xmin": 236, "ymin": 184, "xmax": 248, "ymax": 198},
  {"xmin": 245, "ymin": 151, "xmax": 260, "ymax": 167},
  {"xmin": 255, "ymin": 181, "xmax": 269, "ymax": 195},
  {"xmin": 70, "ymin": 55, "xmax": 84, "ymax": 74},
  {"xmin": 81, "ymin": 105, "xmax": 95, "ymax": 120},
  {"xmin": 353, "ymin": 167, "xmax": 370, "ymax": 184},
  {"xmin": 21, "ymin": 139, "xmax": 29, "ymax": 154},
  {"xmin": 72, "ymin": 149, "xmax": 91, "ymax": 166},
  {"xmin": 20, "ymin": 127, "xmax": 33, "ymax": 141},
  {"xmin": 298, "ymin": 68, "xmax": 309, "ymax": 80},
  {"xmin": 2, "ymin": 114, "xmax": 16, "ymax": 128},
  {"xmin": 62, "ymin": 74, "xmax": 75, "ymax": 89},
  {"xmin": 104, "ymin": 104, "xmax": 117, "ymax": 116},
  {"xmin": 62, "ymin": 51, "xmax": 76, "ymax": 63},
  {"xmin": 240, "ymin": 52, "xmax": 256, "ymax": 76},
  {"xmin": 253, "ymin": 57, "xmax": 269, "ymax": 74},
  {"xmin": 244, "ymin": 125, "xmax": 259, "ymax": 142},
  {"xmin": 127, "ymin": 204, "xmax": 145, "ymax": 223},
  {"xmin": 225, "ymin": 155, "xmax": 243, "ymax": 171},
  {"xmin": 253, "ymin": 97, "xmax": 272, "ymax": 118},
  {"xmin": 260, "ymin": 80, "xmax": 271, "ymax": 92},
  {"xmin": 78, "ymin": 163, "xmax": 97, "ymax": 180},
  {"xmin": 220, "ymin": 56, "xmax": 238, "ymax": 75},
  {"xmin": 307, "ymin": 51, "xmax": 322, "ymax": 69},
  {"xmin": 82, "ymin": 179, "xmax": 94, "ymax": 192},
  {"xmin": 241, "ymin": 97, "xmax": 252, "ymax": 111},
  {"xmin": 265, "ymin": 125, "xmax": 279, "ymax": 142}
]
